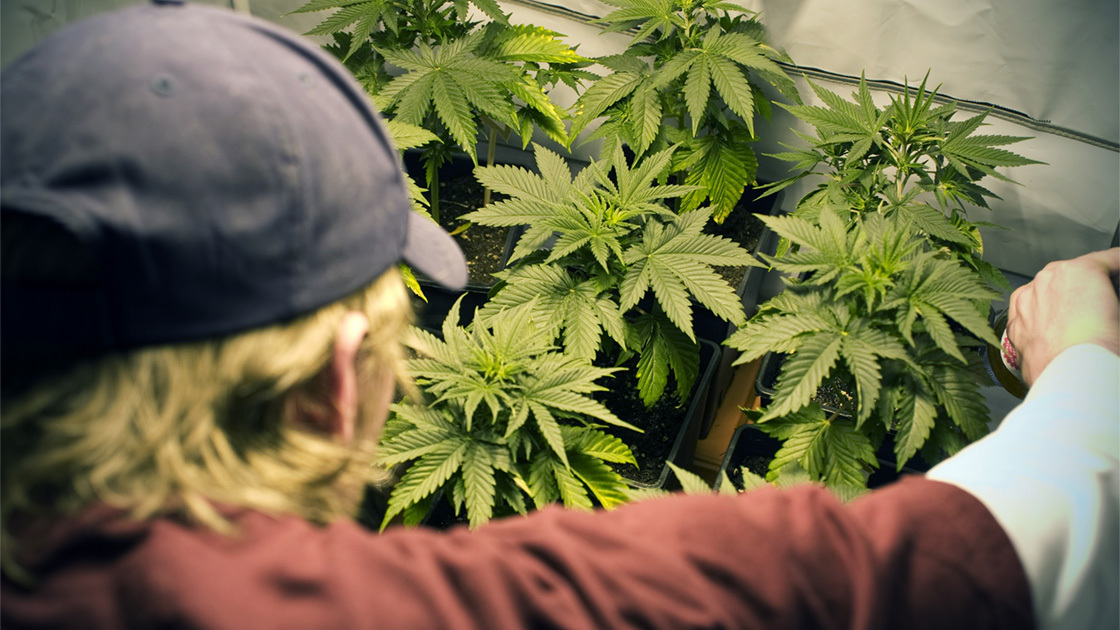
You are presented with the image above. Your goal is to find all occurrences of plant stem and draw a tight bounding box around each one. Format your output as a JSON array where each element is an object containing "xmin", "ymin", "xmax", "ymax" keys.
[
  {"xmin": 484, "ymin": 126, "xmax": 497, "ymax": 206},
  {"xmin": 430, "ymin": 168, "xmax": 441, "ymax": 224}
]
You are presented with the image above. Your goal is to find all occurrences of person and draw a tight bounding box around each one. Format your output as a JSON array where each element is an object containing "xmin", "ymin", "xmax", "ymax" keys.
[{"xmin": 1, "ymin": 2, "xmax": 1116, "ymax": 628}]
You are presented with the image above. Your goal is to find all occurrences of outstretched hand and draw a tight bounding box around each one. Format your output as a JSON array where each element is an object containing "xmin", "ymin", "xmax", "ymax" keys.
[{"xmin": 1007, "ymin": 247, "xmax": 1120, "ymax": 386}]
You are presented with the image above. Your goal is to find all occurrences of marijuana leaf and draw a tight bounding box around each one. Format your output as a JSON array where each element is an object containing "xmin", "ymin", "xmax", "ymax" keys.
[
  {"xmin": 629, "ymin": 309, "xmax": 699, "ymax": 407},
  {"xmin": 728, "ymin": 210, "xmax": 1003, "ymax": 485},
  {"xmin": 622, "ymin": 205, "xmax": 760, "ymax": 335},
  {"xmin": 379, "ymin": 34, "xmax": 519, "ymax": 163},
  {"xmin": 769, "ymin": 72, "xmax": 1041, "ymax": 267},
  {"xmin": 758, "ymin": 405, "xmax": 878, "ymax": 488},
  {"xmin": 300, "ymin": 0, "xmax": 588, "ymax": 220},
  {"xmin": 293, "ymin": 0, "xmax": 392, "ymax": 61},
  {"xmin": 940, "ymin": 111, "xmax": 1043, "ymax": 181},
  {"xmin": 467, "ymin": 144, "xmax": 756, "ymax": 405},
  {"xmin": 651, "ymin": 30, "xmax": 786, "ymax": 137},
  {"xmin": 675, "ymin": 121, "xmax": 759, "ymax": 222},
  {"xmin": 380, "ymin": 297, "xmax": 638, "ymax": 528},
  {"xmin": 571, "ymin": 0, "xmax": 796, "ymax": 224}
]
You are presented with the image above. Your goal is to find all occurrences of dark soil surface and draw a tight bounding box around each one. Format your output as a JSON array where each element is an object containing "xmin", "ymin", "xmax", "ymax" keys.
[
  {"xmin": 757, "ymin": 353, "xmax": 858, "ymax": 417},
  {"xmin": 595, "ymin": 339, "xmax": 717, "ymax": 488},
  {"xmin": 703, "ymin": 188, "xmax": 772, "ymax": 289},
  {"xmin": 433, "ymin": 174, "xmax": 509, "ymax": 286},
  {"xmin": 595, "ymin": 365, "xmax": 688, "ymax": 487}
]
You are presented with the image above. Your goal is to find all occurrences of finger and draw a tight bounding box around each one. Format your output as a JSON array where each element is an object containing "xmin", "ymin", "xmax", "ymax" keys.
[
  {"xmin": 1008, "ymin": 283, "xmax": 1029, "ymax": 320},
  {"xmin": 1004, "ymin": 316, "xmax": 1018, "ymax": 353},
  {"xmin": 1079, "ymin": 247, "xmax": 1120, "ymax": 275}
]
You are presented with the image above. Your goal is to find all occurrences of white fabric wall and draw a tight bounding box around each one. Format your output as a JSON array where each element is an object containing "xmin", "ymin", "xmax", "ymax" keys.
[{"xmin": 5, "ymin": 0, "xmax": 1117, "ymax": 276}]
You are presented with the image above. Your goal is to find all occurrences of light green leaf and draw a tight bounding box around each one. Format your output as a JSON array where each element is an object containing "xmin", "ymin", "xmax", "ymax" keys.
[
  {"xmin": 762, "ymin": 333, "xmax": 843, "ymax": 420},
  {"xmin": 708, "ymin": 56, "xmax": 756, "ymax": 134},
  {"xmin": 552, "ymin": 462, "xmax": 594, "ymax": 511},
  {"xmin": 462, "ymin": 444, "xmax": 497, "ymax": 527},
  {"xmin": 571, "ymin": 71, "xmax": 645, "ymax": 139},
  {"xmin": 571, "ymin": 452, "xmax": 631, "ymax": 508},
  {"xmin": 892, "ymin": 385, "xmax": 937, "ymax": 467},
  {"xmin": 668, "ymin": 462, "xmax": 715, "ymax": 495}
]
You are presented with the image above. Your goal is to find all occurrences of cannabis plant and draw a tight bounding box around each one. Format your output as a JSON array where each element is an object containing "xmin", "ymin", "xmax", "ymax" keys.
[
  {"xmin": 646, "ymin": 461, "xmax": 865, "ymax": 503},
  {"xmin": 726, "ymin": 209, "xmax": 999, "ymax": 488},
  {"xmin": 461, "ymin": 141, "xmax": 761, "ymax": 407},
  {"xmin": 569, "ymin": 0, "xmax": 798, "ymax": 223},
  {"xmin": 764, "ymin": 73, "xmax": 1042, "ymax": 290},
  {"xmin": 292, "ymin": 0, "xmax": 593, "ymax": 221},
  {"xmin": 376, "ymin": 117, "xmax": 448, "ymax": 299},
  {"xmin": 378, "ymin": 298, "xmax": 640, "ymax": 529}
]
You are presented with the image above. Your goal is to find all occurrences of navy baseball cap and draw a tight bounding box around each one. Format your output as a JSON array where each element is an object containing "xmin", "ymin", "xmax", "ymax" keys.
[{"xmin": 1, "ymin": 1, "xmax": 466, "ymax": 392}]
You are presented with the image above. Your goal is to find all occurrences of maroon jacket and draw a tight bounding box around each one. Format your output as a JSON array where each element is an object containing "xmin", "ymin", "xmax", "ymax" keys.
[{"xmin": 1, "ymin": 477, "xmax": 1033, "ymax": 629}]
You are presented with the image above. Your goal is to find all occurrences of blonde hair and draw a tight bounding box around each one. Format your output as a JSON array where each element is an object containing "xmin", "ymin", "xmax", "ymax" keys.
[{"xmin": 1, "ymin": 267, "xmax": 414, "ymax": 577}]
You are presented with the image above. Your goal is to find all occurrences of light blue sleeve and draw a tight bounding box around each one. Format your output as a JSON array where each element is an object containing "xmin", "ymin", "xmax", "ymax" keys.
[{"xmin": 927, "ymin": 344, "xmax": 1119, "ymax": 630}]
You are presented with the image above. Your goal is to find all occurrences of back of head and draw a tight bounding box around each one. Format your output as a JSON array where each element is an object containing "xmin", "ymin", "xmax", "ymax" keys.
[
  {"xmin": 0, "ymin": 0, "xmax": 466, "ymax": 575},
  {"xmin": 1, "ymin": 1, "xmax": 464, "ymax": 392}
]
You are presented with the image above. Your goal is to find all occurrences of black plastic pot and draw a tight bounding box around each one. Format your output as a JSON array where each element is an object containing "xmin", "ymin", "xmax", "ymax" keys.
[{"xmin": 603, "ymin": 338, "xmax": 722, "ymax": 490}]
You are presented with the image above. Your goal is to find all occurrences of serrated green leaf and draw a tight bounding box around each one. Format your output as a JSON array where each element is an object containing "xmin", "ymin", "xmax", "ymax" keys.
[
  {"xmin": 668, "ymin": 462, "xmax": 715, "ymax": 495},
  {"xmin": 630, "ymin": 85, "xmax": 663, "ymax": 156},
  {"xmin": 527, "ymin": 457, "xmax": 560, "ymax": 510},
  {"xmin": 552, "ymin": 462, "xmax": 594, "ymax": 511},
  {"xmin": 303, "ymin": 2, "xmax": 372, "ymax": 36},
  {"xmin": 635, "ymin": 328, "xmax": 671, "ymax": 407},
  {"xmin": 566, "ymin": 427, "xmax": 638, "ymax": 464},
  {"xmin": 571, "ymin": 452, "xmax": 632, "ymax": 508},
  {"xmin": 382, "ymin": 441, "xmax": 467, "ymax": 528},
  {"xmin": 927, "ymin": 363, "xmax": 990, "ymax": 441},
  {"xmin": 530, "ymin": 402, "xmax": 569, "ymax": 467},
  {"xmin": 762, "ymin": 406, "xmax": 875, "ymax": 486},
  {"xmin": 571, "ymin": 71, "xmax": 645, "ymax": 139},
  {"xmin": 707, "ymin": 56, "xmax": 756, "ymax": 135},
  {"xmin": 462, "ymin": 444, "xmax": 497, "ymax": 527},
  {"xmin": 762, "ymin": 333, "xmax": 843, "ymax": 420},
  {"xmin": 903, "ymin": 203, "xmax": 972, "ymax": 245},
  {"xmin": 288, "ymin": 0, "xmax": 363, "ymax": 15},
  {"xmin": 683, "ymin": 55, "xmax": 712, "ymax": 135},
  {"xmin": 892, "ymin": 385, "xmax": 937, "ymax": 467},
  {"xmin": 681, "ymin": 127, "xmax": 759, "ymax": 222},
  {"xmin": 727, "ymin": 310, "xmax": 834, "ymax": 364},
  {"xmin": 489, "ymin": 25, "xmax": 587, "ymax": 63},
  {"xmin": 838, "ymin": 334, "xmax": 883, "ymax": 427}
]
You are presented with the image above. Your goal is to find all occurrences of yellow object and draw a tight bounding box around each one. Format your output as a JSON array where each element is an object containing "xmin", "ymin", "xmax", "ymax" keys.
[{"xmin": 691, "ymin": 358, "xmax": 765, "ymax": 485}]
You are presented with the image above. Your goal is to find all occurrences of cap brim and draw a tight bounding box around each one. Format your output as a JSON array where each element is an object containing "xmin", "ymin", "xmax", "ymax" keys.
[{"xmin": 402, "ymin": 211, "xmax": 468, "ymax": 290}]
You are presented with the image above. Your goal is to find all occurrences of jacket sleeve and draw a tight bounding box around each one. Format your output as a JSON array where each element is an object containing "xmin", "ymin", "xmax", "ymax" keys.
[
  {"xmin": 308, "ymin": 476, "xmax": 1032, "ymax": 629},
  {"xmin": 929, "ymin": 344, "xmax": 1120, "ymax": 630},
  {"xmin": 7, "ymin": 445, "xmax": 1034, "ymax": 628}
]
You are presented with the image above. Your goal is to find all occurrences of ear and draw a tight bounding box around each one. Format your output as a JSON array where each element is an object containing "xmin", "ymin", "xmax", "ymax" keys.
[{"xmin": 325, "ymin": 311, "xmax": 370, "ymax": 442}]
